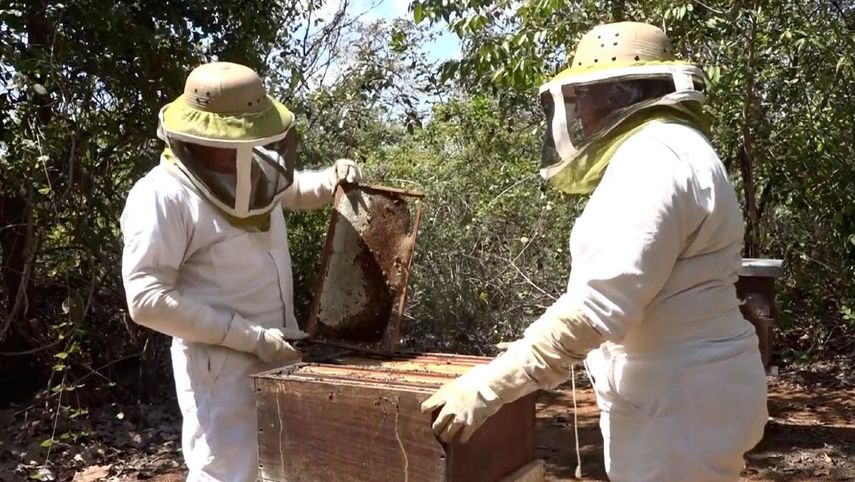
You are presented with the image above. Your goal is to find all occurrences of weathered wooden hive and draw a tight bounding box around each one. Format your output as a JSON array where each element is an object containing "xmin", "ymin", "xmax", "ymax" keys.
[
  {"xmin": 253, "ymin": 185, "xmax": 541, "ymax": 482},
  {"xmin": 254, "ymin": 354, "xmax": 537, "ymax": 481},
  {"xmin": 736, "ymin": 258, "xmax": 784, "ymax": 370}
]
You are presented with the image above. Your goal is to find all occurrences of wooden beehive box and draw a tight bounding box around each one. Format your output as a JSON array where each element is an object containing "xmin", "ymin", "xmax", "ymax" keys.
[
  {"xmin": 736, "ymin": 258, "xmax": 784, "ymax": 370},
  {"xmin": 253, "ymin": 185, "xmax": 541, "ymax": 481},
  {"xmin": 253, "ymin": 353, "xmax": 537, "ymax": 482}
]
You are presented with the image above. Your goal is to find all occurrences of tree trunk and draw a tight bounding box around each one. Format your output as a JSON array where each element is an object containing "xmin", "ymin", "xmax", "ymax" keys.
[
  {"xmin": 611, "ymin": 0, "xmax": 626, "ymax": 21},
  {"xmin": 0, "ymin": 0, "xmax": 51, "ymax": 327},
  {"xmin": 740, "ymin": 8, "xmax": 762, "ymax": 258},
  {"xmin": 0, "ymin": 193, "xmax": 30, "ymax": 315},
  {"xmin": 739, "ymin": 143, "xmax": 761, "ymax": 257}
]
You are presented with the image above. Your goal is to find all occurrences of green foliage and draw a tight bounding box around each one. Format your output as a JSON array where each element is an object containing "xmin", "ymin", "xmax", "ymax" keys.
[
  {"xmin": 363, "ymin": 96, "xmax": 583, "ymax": 352},
  {"xmin": 411, "ymin": 0, "xmax": 855, "ymax": 356},
  {"xmin": 280, "ymin": 18, "xmax": 447, "ymax": 322},
  {"xmin": 0, "ymin": 0, "xmax": 374, "ymax": 397},
  {"xmin": 0, "ymin": 0, "xmax": 853, "ymax": 408}
]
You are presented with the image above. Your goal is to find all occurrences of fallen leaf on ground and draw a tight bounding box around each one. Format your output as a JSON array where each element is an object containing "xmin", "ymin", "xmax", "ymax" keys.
[{"xmin": 72, "ymin": 464, "xmax": 111, "ymax": 482}]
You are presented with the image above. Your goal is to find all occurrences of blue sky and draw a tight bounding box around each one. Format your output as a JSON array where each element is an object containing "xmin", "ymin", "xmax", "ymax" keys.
[
  {"xmin": 303, "ymin": 0, "xmax": 463, "ymax": 88},
  {"xmin": 357, "ymin": 0, "xmax": 461, "ymax": 63}
]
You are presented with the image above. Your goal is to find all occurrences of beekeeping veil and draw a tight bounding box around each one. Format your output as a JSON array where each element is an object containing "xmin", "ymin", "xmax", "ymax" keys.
[
  {"xmin": 157, "ymin": 62, "xmax": 296, "ymax": 227},
  {"xmin": 540, "ymin": 22, "xmax": 712, "ymax": 194}
]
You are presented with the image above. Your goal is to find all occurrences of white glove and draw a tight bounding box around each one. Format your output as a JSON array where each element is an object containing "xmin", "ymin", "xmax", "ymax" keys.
[
  {"xmin": 421, "ymin": 300, "xmax": 604, "ymax": 444},
  {"xmin": 486, "ymin": 306, "xmax": 603, "ymax": 402},
  {"xmin": 220, "ymin": 315, "xmax": 307, "ymax": 365},
  {"xmin": 330, "ymin": 158, "xmax": 363, "ymax": 186},
  {"xmin": 420, "ymin": 365, "xmax": 503, "ymax": 444},
  {"xmin": 255, "ymin": 328, "xmax": 305, "ymax": 364}
]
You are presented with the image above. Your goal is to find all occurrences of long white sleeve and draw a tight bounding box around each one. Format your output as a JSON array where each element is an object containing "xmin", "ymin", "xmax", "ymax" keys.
[
  {"xmin": 120, "ymin": 176, "xmax": 235, "ymax": 345},
  {"xmin": 281, "ymin": 168, "xmax": 335, "ymax": 210},
  {"xmin": 484, "ymin": 297, "xmax": 605, "ymax": 401}
]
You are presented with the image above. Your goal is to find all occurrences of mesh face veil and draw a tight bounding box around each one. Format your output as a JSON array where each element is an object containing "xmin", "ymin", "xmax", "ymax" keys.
[
  {"xmin": 537, "ymin": 23, "xmax": 711, "ymax": 192},
  {"xmin": 157, "ymin": 62, "xmax": 299, "ymax": 219}
]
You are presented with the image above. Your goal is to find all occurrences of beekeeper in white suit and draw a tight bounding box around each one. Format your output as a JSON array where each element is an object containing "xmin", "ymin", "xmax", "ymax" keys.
[
  {"xmin": 120, "ymin": 62, "xmax": 361, "ymax": 481},
  {"xmin": 422, "ymin": 22, "xmax": 768, "ymax": 481}
]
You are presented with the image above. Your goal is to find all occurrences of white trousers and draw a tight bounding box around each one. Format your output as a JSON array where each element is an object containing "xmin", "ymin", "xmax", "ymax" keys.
[
  {"xmin": 171, "ymin": 340, "xmax": 271, "ymax": 482},
  {"xmin": 586, "ymin": 338, "xmax": 768, "ymax": 482}
]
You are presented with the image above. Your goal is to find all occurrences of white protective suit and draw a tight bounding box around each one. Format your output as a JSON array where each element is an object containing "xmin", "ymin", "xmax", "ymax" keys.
[
  {"xmin": 425, "ymin": 119, "xmax": 768, "ymax": 482},
  {"xmin": 571, "ymin": 119, "xmax": 768, "ymax": 481},
  {"xmin": 121, "ymin": 160, "xmax": 335, "ymax": 481},
  {"xmin": 424, "ymin": 22, "xmax": 768, "ymax": 482}
]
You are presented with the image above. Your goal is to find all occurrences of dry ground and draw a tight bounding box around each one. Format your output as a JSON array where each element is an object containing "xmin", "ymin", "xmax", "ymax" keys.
[{"xmin": 3, "ymin": 372, "xmax": 852, "ymax": 481}]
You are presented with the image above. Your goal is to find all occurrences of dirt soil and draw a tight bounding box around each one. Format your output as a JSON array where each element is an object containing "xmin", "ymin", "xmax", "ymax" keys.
[
  {"xmin": 3, "ymin": 372, "xmax": 852, "ymax": 481},
  {"xmin": 537, "ymin": 376, "xmax": 855, "ymax": 482}
]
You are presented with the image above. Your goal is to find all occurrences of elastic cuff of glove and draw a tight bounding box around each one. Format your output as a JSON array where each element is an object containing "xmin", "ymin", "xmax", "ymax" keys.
[
  {"xmin": 455, "ymin": 364, "xmax": 500, "ymax": 403},
  {"xmin": 476, "ymin": 354, "xmax": 539, "ymax": 404},
  {"xmin": 487, "ymin": 371, "xmax": 540, "ymax": 404},
  {"xmin": 220, "ymin": 314, "xmax": 262, "ymax": 354},
  {"xmin": 478, "ymin": 382, "xmax": 501, "ymax": 404}
]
